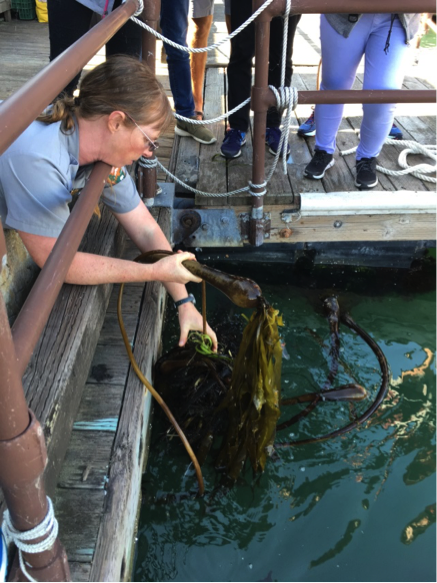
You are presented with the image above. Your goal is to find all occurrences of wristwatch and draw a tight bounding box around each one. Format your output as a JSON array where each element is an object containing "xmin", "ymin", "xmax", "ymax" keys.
[{"xmin": 174, "ymin": 293, "xmax": 196, "ymax": 309}]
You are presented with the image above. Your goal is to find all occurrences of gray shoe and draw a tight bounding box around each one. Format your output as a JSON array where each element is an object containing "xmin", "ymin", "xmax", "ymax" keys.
[{"xmin": 175, "ymin": 116, "xmax": 217, "ymax": 145}]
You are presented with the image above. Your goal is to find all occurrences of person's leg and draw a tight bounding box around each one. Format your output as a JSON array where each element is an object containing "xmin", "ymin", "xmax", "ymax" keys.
[
  {"xmin": 357, "ymin": 14, "xmax": 410, "ymax": 160},
  {"xmin": 224, "ymin": 0, "xmax": 231, "ymax": 34},
  {"xmin": 189, "ymin": 14, "xmax": 213, "ymax": 117},
  {"xmin": 160, "ymin": 0, "xmax": 195, "ymax": 117},
  {"xmin": 106, "ymin": 0, "xmax": 142, "ymax": 58},
  {"xmin": 227, "ymin": 0, "xmax": 254, "ymax": 132},
  {"xmin": 47, "ymin": 0, "xmax": 93, "ymax": 95},
  {"xmin": 266, "ymin": 14, "xmax": 301, "ymax": 128},
  {"xmin": 314, "ymin": 14, "xmax": 368, "ymax": 155}
]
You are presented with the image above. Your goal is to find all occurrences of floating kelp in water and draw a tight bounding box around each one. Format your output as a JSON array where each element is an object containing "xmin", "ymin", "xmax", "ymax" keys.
[
  {"xmin": 153, "ymin": 323, "xmax": 240, "ymax": 466},
  {"xmin": 215, "ymin": 302, "xmax": 284, "ymax": 480}
]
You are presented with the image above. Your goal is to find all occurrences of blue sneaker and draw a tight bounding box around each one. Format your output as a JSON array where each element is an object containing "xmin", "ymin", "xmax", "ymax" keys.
[
  {"xmin": 297, "ymin": 110, "xmax": 316, "ymax": 137},
  {"xmin": 1, "ymin": 527, "xmax": 7, "ymax": 583},
  {"xmin": 220, "ymin": 128, "xmax": 246, "ymax": 158},
  {"xmin": 266, "ymin": 127, "xmax": 291, "ymax": 157},
  {"xmin": 388, "ymin": 123, "xmax": 403, "ymax": 140}
]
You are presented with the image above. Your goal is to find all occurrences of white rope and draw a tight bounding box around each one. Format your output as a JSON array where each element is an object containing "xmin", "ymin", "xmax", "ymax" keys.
[
  {"xmin": 122, "ymin": 0, "xmax": 144, "ymax": 17},
  {"xmin": 268, "ymin": 86, "xmax": 299, "ymax": 176},
  {"xmin": 139, "ymin": 86, "xmax": 298, "ymax": 198},
  {"xmin": 280, "ymin": 0, "xmax": 291, "ymax": 89},
  {"xmin": 248, "ymin": 181, "xmax": 268, "ymax": 197},
  {"xmin": 2, "ymin": 497, "xmax": 59, "ymax": 583},
  {"xmin": 130, "ymin": 0, "xmax": 275, "ymax": 54},
  {"xmin": 340, "ymin": 139, "xmax": 437, "ymax": 184},
  {"xmin": 174, "ymin": 98, "xmax": 251, "ymax": 125}
]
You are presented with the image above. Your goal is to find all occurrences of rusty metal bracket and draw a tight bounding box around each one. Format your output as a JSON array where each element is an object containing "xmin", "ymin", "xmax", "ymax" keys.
[
  {"xmin": 173, "ymin": 209, "xmax": 243, "ymax": 247},
  {"xmin": 240, "ymin": 212, "xmax": 271, "ymax": 242}
]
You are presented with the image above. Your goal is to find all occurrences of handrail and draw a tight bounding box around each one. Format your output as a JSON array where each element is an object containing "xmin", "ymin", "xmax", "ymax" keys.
[
  {"xmin": 0, "ymin": 0, "xmax": 139, "ymax": 156},
  {"xmin": 11, "ymin": 162, "xmax": 111, "ymax": 375},
  {"xmin": 257, "ymin": 0, "xmax": 436, "ymax": 18}
]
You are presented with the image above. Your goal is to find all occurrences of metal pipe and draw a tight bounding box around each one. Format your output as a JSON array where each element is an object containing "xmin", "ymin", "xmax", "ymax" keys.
[
  {"xmin": 0, "ymin": 0, "xmax": 139, "ymax": 156},
  {"xmin": 12, "ymin": 162, "xmax": 111, "ymax": 376},
  {"xmin": 137, "ymin": 0, "xmax": 161, "ymax": 203},
  {"xmin": 260, "ymin": 88, "xmax": 436, "ymax": 108},
  {"xmin": 249, "ymin": 12, "xmax": 271, "ymax": 246},
  {"xmin": 0, "ymin": 300, "xmax": 71, "ymax": 580},
  {"xmin": 264, "ymin": 0, "xmax": 435, "ymax": 18}
]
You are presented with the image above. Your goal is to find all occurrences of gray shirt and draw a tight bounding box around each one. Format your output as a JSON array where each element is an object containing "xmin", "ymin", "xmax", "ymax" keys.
[{"xmin": 0, "ymin": 119, "xmax": 140, "ymax": 238}]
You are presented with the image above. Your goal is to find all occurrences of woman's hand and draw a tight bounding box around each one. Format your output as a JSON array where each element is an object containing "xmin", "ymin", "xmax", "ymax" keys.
[
  {"xmin": 177, "ymin": 302, "xmax": 218, "ymax": 352},
  {"xmin": 152, "ymin": 251, "xmax": 202, "ymax": 285}
]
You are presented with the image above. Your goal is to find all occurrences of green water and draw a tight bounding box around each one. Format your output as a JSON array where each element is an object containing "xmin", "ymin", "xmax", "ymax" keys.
[{"xmin": 133, "ymin": 260, "xmax": 436, "ymax": 582}]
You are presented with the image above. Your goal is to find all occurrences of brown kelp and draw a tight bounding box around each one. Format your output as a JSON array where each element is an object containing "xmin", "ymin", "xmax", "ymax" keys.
[
  {"xmin": 276, "ymin": 303, "xmax": 390, "ymax": 448},
  {"xmin": 136, "ymin": 250, "xmax": 262, "ymax": 308},
  {"xmin": 214, "ymin": 301, "xmax": 284, "ymax": 480}
]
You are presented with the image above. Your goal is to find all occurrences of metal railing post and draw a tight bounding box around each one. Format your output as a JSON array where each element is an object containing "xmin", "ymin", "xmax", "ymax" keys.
[
  {"xmin": 0, "ymin": 241, "xmax": 71, "ymax": 582},
  {"xmin": 249, "ymin": 0, "xmax": 273, "ymax": 246},
  {"xmin": 137, "ymin": 0, "xmax": 162, "ymax": 205}
]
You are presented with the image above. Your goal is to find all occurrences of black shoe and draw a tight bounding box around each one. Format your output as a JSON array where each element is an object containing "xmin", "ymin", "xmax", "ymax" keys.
[
  {"xmin": 304, "ymin": 149, "xmax": 335, "ymax": 179},
  {"xmin": 355, "ymin": 157, "xmax": 378, "ymax": 190}
]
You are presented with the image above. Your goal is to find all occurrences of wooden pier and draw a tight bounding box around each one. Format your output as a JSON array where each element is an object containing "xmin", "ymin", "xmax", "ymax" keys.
[{"xmin": 0, "ymin": 5, "xmax": 435, "ymax": 581}]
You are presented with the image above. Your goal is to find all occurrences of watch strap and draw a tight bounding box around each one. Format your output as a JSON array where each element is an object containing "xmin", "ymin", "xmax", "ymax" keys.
[{"xmin": 174, "ymin": 294, "xmax": 196, "ymax": 309}]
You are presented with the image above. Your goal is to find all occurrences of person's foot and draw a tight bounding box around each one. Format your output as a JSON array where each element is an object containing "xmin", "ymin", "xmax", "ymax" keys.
[
  {"xmin": 304, "ymin": 149, "xmax": 334, "ymax": 179},
  {"xmin": 297, "ymin": 111, "xmax": 316, "ymax": 137},
  {"xmin": 265, "ymin": 127, "xmax": 291, "ymax": 157},
  {"xmin": 175, "ymin": 117, "xmax": 216, "ymax": 144},
  {"xmin": 355, "ymin": 157, "xmax": 378, "ymax": 190},
  {"xmin": 220, "ymin": 128, "xmax": 246, "ymax": 158},
  {"xmin": 388, "ymin": 123, "xmax": 403, "ymax": 140}
]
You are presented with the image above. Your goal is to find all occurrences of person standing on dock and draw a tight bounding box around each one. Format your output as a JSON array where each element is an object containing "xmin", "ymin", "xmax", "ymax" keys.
[
  {"xmin": 160, "ymin": 0, "xmax": 217, "ymax": 144},
  {"xmin": 220, "ymin": 0, "xmax": 301, "ymax": 159},
  {"xmin": 0, "ymin": 56, "xmax": 218, "ymax": 351},
  {"xmin": 47, "ymin": 0, "xmax": 142, "ymax": 97},
  {"xmin": 303, "ymin": 13, "xmax": 421, "ymax": 190}
]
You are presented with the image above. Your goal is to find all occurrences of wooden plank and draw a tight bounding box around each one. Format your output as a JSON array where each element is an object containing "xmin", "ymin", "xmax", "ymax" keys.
[
  {"xmin": 89, "ymin": 208, "xmax": 172, "ymax": 582},
  {"xmin": 69, "ymin": 562, "xmax": 92, "ymax": 583},
  {"xmin": 74, "ymin": 383, "xmax": 125, "ymax": 428},
  {"xmin": 87, "ymin": 343, "xmax": 131, "ymax": 385},
  {"xmin": 98, "ymin": 311, "xmax": 137, "ymax": 344},
  {"xmin": 55, "ymin": 489, "xmax": 106, "ymax": 563},
  {"xmin": 195, "ymin": 67, "xmax": 228, "ymax": 206},
  {"xmin": 57, "ymin": 430, "xmax": 115, "ymax": 489},
  {"xmin": 17, "ymin": 208, "xmax": 124, "ymax": 498},
  {"xmin": 267, "ymin": 212, "xmax": 436, "ymax": 243},
  {"xmin": 107, "ymin": 283, "xmax": 143, "ymax": 314}
]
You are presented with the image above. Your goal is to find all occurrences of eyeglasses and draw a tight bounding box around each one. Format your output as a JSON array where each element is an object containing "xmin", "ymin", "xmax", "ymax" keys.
[{"xmin": 124, "ymin": 112, "xmax": 159, "ymax": 153}]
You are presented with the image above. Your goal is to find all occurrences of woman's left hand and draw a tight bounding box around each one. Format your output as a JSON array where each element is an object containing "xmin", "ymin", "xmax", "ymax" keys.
[{"xmin": 177, "ymin": 302, "xmax": 218, "ymax": 352}]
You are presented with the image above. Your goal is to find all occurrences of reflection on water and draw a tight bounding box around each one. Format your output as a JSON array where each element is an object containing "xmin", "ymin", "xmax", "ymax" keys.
[{"xmin": 134, "ymin": 262, "xmax": 436, "ymax": 582}]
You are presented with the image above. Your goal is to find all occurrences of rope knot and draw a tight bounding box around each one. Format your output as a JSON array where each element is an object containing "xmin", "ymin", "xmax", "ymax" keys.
[
  {"xmin": 2, "ymin": 497, "xmax": 59, "ymax": 583},
  {"xmin": 138, "ymin": 156, "xmax": 158, "ymax": 169}
]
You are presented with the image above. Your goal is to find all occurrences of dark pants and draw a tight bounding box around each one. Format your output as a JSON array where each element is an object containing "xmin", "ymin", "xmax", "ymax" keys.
[
  {"xmin": 227, "ymin": 0, "xmax": 301, "ymax": 131},
  {"xmin": 160, "ymin": 0, "xmax": 195, "ymax": 117},
  {"xmin": 47, "ymin": 0, "xmax": 142, "ymax": 96}
]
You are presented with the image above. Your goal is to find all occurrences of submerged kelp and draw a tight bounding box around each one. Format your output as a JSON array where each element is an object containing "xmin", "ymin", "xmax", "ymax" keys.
[
  {"xmin": 215, "ymin": 303, "xmax": 284, "ymax": 480},
  {"xmin": 153, "ymin": 319, "xmax": 242, "ymax": 466}
]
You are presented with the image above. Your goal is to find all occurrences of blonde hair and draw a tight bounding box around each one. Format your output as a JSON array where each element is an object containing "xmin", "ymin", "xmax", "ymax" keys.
[{"xmin": 37, "ymin": 55, "xmax": 173, "ymax": 133}]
